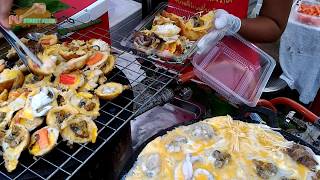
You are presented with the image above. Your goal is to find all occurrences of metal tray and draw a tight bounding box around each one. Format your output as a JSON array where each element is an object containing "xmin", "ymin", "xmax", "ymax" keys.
[{"xmin": 121, "ymin": 3, "xmax": 208, "ymax": 64}]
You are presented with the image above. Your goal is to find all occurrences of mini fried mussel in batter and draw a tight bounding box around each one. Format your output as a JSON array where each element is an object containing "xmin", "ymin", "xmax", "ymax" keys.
[
  {"xmin": 58, "ymin": 40, "xmax": 87, "ymax": 60},
  {"xmin": 0, "ymin": 107, "xmax": 14, "ymax": 129},
  {"xmin": 161, "ymin": 10, "xmax": 215, "ymax": 41},
  {"xmin": 55, "ymin": 71, "xmax": 85, "ymax": 91},
  {"xmin": 0, "ymin": 69, "xmax": 25, "ymax": 93},
  {"xmin": 183, "ymin": 11, "xmax": 215, "ymax": 41},
  {"xmin": 95, "ymin": 82, "xmax": 129, "ymax": 101},
  {"xmin": 79, "ymin": 69, "xmax": 103, "ymax": 92},
  {"xmin": 133, "ymin": 31, "xmax": 161, "ymax": 54},
  {"xmin": 29, "ymin": 126, "xmax": 59, "ymax": 156},
  {"xmin": 27, "ymin": 53, "xmax": 58, "ymax": 76},
  {"xmin": 86, "ymin": 51, "xmax": 110, "ymax": 70},
  {"xmin": 60, "ymin": 115, "xmax": 97, "ymax": 144},
  {"xmin": 69, "ymin": 91, "xmax": 100, "ymax": 117},
  {"xmin": 46, "ymin": 105, "xmax": 78, "ymax": 129},
  {"xmin": 2, "ymin": 124, "xmax": 30, "ymax": 172},
  {"xmin": 39, "ymin": 34, "xmax": 58, "ymax": 47},
  {"xmin": 55, "ymin": 92, "xmax": 71, "ymax": 106},
  {"xmin": 23, "ymin": 73, "xmax": 51, "ymax": 86},
  {"xmin": 10, "ymin": 109, "xmax": 43, "ymax": 132}
]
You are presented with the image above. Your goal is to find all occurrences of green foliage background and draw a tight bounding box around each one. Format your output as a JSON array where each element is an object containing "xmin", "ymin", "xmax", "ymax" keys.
[{"xmin": 14, "ymin": 0, "xmax": 69, "ymax": 13}]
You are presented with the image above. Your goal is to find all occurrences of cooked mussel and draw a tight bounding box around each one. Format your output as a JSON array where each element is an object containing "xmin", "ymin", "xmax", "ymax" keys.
[
  {"xmin": 69, "ymin": 92, "xmax": 100, "ymax": 117},
  {"xmin": 46, "ymin": 105, "xmax": 79, "ymax": 128},
  {"xmin": 2, "ymin": 124, "xmax": 30, "ymax": 172},
  {"xmin": 60, "ymin": 115, "xmax": 97, "ymax": 144}
]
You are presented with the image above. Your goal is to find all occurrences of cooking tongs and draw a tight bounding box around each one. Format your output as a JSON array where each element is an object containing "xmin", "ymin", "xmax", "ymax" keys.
[{"xmin": 0, "ymin": 24, "xmax": 43, "ymax": 67}]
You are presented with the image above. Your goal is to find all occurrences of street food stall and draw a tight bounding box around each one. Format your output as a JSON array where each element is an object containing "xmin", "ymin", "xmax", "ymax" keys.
[{"xmin": 0, "ymin": 0, "xmax": 319, "ymax": 179}]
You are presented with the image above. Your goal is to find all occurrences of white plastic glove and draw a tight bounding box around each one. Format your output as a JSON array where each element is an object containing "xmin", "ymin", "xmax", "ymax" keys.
[
  {"xmin": 214, "ymin": 9, "xmax": 242, "ymax": 34},
  {"xmin": 197, "ymin": 9, "xmax": 241, "ymax": 54}
]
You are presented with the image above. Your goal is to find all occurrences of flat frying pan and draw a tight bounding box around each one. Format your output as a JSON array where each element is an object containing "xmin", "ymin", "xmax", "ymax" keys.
[{"xmin": 119, "ymin": 108, "xmax": 320, "ymax": 179}]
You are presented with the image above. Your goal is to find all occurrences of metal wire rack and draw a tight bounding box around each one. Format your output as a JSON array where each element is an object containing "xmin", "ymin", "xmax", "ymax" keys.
[{"xmin": 0, "ymin": 14, "xmax": 189, "ymax": 179}]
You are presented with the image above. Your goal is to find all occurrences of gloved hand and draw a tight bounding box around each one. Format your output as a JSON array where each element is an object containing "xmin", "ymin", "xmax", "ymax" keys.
[
  {"xmin": 197, "ymin": 9, "xmax": 241, "ymax": 54},
  {"xmin": 214, "ymin": 9, "xmax": 242, "ymax": 34}
]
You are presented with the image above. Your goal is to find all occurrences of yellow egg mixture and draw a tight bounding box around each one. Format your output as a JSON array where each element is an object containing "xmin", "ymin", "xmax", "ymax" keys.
[{"xmin": 126, "ymin": 116, "xmax": 314, "ymax": 180}]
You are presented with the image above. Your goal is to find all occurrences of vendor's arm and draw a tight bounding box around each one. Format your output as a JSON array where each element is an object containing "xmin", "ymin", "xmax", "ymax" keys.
[{"xmin": 239, "ymin": 0, "xmax": 293, "ymax": 42}]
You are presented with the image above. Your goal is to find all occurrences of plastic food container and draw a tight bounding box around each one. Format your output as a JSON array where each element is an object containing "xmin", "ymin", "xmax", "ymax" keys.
[
  {"xmin": 192, "ymin": 34, "xmax": 276, "ymax": 107},
  {"xmin": 121, "ymin": 3, "xmax": 223, "ymax": 64},
  {"xmin": 293, "ymin": 0, "xmax": 320, "ymax": 27}
]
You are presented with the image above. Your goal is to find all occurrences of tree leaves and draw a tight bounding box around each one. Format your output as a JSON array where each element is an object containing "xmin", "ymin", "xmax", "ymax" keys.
[{"xmin": 14, "ymin": 0, "xmax": 69, "ymax": 13}]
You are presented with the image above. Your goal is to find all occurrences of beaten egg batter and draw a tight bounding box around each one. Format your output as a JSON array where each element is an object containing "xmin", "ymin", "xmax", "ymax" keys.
[{"xmin": 126, "ymin": 116, "xmax": 318, "ymax": 180}]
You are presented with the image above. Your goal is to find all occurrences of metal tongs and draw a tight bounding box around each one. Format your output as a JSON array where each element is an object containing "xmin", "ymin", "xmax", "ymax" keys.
[{"xmin": 0, "ymin": 24, "xmax": 43, "ymax": 67}]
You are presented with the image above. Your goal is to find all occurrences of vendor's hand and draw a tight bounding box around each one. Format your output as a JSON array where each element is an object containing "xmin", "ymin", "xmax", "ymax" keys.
[
  {"xmin": 214, "ymin": 9, "xmax": 241, "ymax": 34},
  {"xmin": 0, "ymin": 0, "xmax": 13, "ymax": 28}
]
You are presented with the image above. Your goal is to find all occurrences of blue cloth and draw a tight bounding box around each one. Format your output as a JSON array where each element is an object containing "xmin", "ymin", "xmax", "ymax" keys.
[{"xmin": 280, "ymin": 6, "xmax": 320, "ymax": 104}]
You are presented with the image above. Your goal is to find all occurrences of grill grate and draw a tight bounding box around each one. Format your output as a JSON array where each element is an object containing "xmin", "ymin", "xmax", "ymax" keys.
[{"xmin": 0, "ymin": 15, "xmax": 188, "ymax": 179}]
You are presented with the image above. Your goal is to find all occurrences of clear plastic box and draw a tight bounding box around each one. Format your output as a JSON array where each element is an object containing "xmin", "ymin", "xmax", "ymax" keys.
[
  {"xmin": 192, "ymin": 34, "xmax": 276, "ymax": 107},
  {"xmin": 293, "ymin": 0, "xmax": 320, "ymax": 27},
  {"xmin": 121, "ymin": 3, "xmax": 222, "ymax": 64}
]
